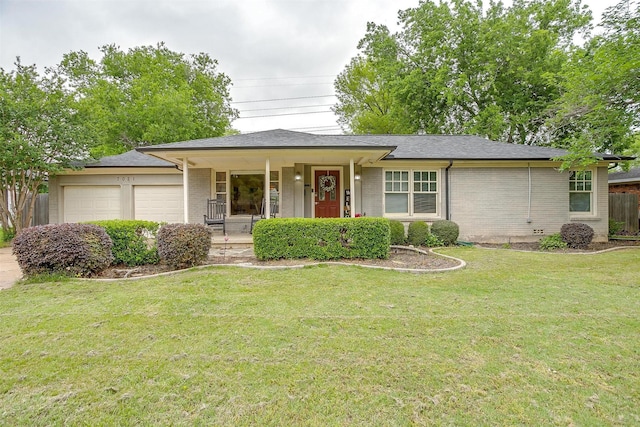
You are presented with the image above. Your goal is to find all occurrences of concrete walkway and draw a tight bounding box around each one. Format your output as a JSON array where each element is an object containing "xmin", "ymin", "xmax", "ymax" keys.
[{"xmin": 0, "ymin": 246, "xmax": 21, "ymax": 290}]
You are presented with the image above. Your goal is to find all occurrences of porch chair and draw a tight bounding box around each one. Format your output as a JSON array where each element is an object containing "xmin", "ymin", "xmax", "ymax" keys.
[
  {"xmin": 204, "ymin": 199, "xmax": 226, "ymax": 234},
  {"xmin": 250, "ymin": 199, "xmax": 278, "ymax": 233}
]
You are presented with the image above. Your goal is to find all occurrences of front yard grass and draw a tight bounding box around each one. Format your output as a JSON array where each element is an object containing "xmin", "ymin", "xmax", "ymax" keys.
[{"xmin": 1, "ymin": 247, "xmax": 639, "ymax": 425}]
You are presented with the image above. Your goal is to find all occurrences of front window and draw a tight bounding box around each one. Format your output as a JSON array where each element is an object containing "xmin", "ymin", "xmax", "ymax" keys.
[
  {"xmin": 569, "ymin": 170, "xmax": 592, "ymax": 213},
  {"xmin": 385, "ymin": 170, "xmax": 438, "ymax": 215}
]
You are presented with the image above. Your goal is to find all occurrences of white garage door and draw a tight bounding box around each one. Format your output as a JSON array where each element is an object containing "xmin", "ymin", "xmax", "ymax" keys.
[
  {"xmin": 64, "ymin": 186, "xmax": 121, "ymax": 223},
  {"xmin": 134, "ymin": 185, "xmax": 183, "ymax": 223}
]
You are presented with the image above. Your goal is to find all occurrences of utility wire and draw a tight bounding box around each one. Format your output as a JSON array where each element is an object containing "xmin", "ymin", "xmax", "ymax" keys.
[
  {"xmin": 231, "ymin": 95, "xmax": 336, "ymax": 104},
  {"xmin": 234, "ymin": 74, "xmax": 336, "ymax": 81},
  {"xmin": 237, "ymin": 110, "xmax": 334, "ymax": 119},
  {"xmin": 239, "ymin": 103, "xmax": 334, "ymax": 113}
]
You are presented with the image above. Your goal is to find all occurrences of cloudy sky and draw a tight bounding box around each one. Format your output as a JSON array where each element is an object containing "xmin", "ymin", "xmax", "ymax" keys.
[{"xmin": 0, "ymin": 0, "xmax": 620, "ymax": 135}]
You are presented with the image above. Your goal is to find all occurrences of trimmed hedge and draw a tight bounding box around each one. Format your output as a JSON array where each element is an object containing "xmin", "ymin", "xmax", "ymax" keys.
[
  {"xmin": 252, "ymin": 217, "xmax": 390, "ymax": 260},
  {"xmin": 12, "ymin": 223, "xmax": 113, "ymax": 277},
  {"xmin": 407, "ymin": 221, "xmax": 429, "ymax": 246},
  {"xmin": 389, "ymin": 220, "xmax": 406, "ymax": 245},
  {"xmin": 90, "ymin": 220, "xmax": 161, "ymax": 266},
  {"xmin": 430, "ymin": 220, "xmax": 459, "ymax": 246},
  {"xmin": 560, "ymin": 222, "xmax": 594, "ymax": 249},
  {"xmin": 157, "ymin": 223, "xmax": 212, "ymax": 269}
]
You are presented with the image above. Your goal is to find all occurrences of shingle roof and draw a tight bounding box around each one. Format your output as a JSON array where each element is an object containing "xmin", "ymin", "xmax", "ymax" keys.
[
  {"xmin": 84, "ymin": 149, "xmax": 177, "ymax": 168},
  {"xmin": 127, "ymin": 129, "xmax": 634, "ymax": 163},
  {"xmin": 609, "ymin": 167, "xmax": 640, "ymax": 183}
]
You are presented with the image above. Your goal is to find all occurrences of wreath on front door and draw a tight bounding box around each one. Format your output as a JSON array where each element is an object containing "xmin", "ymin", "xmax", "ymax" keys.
[{"xmin": 318, "ymin": 175, "xmax": 336, "ymax": 193}]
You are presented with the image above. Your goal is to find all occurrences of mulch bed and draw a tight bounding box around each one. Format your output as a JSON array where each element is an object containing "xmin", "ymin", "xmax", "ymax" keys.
[
  {"xmin": 97, "ymin": 246, "xmax": 461, "ymax": 279},
  {"xmin": 96, "ymin": 240, "xmax": 640, "ymax": 279}
]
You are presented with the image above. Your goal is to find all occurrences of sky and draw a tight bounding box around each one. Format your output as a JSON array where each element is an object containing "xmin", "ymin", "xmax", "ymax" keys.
[{"xmin": 0, "ymin": 0, "xmax": 620, "ymax": 135}]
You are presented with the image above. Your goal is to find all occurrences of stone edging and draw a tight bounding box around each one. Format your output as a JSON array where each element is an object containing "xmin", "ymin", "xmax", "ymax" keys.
[
  {"xmin": 83, "ymin": 246, "xmax": 467, "ymax": 282},
  {"xmin": 474, "ymin": 244, "xmax": 640, "ymax": 255}
]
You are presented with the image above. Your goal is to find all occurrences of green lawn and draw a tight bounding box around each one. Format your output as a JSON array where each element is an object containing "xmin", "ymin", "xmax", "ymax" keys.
[{"xmin": 1, "ymin": 248, "xmax": 639, "ymax": 426}]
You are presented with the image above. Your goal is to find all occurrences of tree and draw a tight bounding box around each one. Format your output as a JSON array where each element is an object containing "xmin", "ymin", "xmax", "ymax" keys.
[
  {"xmin": 549, "ymin": 0, "xmax": 640, "ymax": 166},
  {"xmin": 58, "ymin": 42, "xmax": 238, "ymax": 157},
  {"xmin": 0, "ymin": 60, "xmax": 90, "ymax": 235},
  {"xmin": 334, "ymin": 0, "xmax": 592, "ymax": 144}
]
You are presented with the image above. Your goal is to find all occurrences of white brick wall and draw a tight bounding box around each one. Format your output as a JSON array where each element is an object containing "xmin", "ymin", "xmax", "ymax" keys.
[{"xmin": 188, "ymin": 168, "xmax": 211, "ymax": 224}]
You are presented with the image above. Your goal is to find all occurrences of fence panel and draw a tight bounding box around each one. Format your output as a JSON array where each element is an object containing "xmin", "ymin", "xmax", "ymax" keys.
[{"xmin": 609, "ymin": 193, "xmax": 639, "ymax": 234}]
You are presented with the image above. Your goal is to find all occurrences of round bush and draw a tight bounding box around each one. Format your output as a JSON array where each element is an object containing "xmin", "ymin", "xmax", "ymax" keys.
[
  {"xmin": 430, "ymin": 220, "xmax": 459, "ymax": 246},
  {"xmin": 12, "ymin": 223, "xmax": 113, "ymax": 277},
  {"xmin": 157, "ymin": 223, "xmax": 213, "ymax": 269},
  {"xmin": 560, "ymin": 223, "xmax": 594, "ymax": 249},
  {"xmin": 407, "ymin": 221, "xmax": 429, "ymax": 246},
  {"xmin": 389, "ymin": 220, "xmax": 406, "ymax": 245}
]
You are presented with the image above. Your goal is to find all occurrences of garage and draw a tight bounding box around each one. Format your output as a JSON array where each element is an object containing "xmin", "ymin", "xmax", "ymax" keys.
[
  {"xmin": 63, "ymin": 186, "xmax": 121, "ymax": 223},
  {"xmin": 134, "ymin": 185, "xmax": 184, "ymax": 223}
]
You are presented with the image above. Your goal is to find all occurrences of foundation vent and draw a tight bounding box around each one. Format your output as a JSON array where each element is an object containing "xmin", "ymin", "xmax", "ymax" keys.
[{"xmin": 533, "ymin": 229, "xmax": 545, "ymax": 235}]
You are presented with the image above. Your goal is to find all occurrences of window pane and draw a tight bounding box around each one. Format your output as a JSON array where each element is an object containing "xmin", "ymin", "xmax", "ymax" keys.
[
  {"xmin": 216, "ymin": 172, "xmax": 226, "ymax": 182},
  {"xmin": 414, "ymin": 183, "xmax": 421, "ymax": 192},
  {"xmin": 414, "ymin": 193, "xmax": 436, "ymax": 213},
  {"xmin": 393, "ymin": 182, "xmax": 400, "ymax": 191},
  {"xmin": 270, "ymin": 171, "xmax": 279, "ymax": 181},
  {"xmin": 216, "ymin": 183, "xmax": 226, "ymax": 193},
  {"xmin": 570, "ymin": 193, "xmax": 591, "ymax": 212},
  {"xmin": 414, "ymin": 171, "xmax": 420, "ymax": 181},
  {"xmin": 422, "ymin": 183, "xmax": 429, "ymax": 192},
  {"xmin": 401, "ymin": 171, "xmax": 408, "ymax": 181},
  {"xmin": 585, "ymin": 182, "xmax": 592, "ymax": 191},
  {"xmin": 584, "ymin": 171, "xmax": 592, "ymax": 180},
  {"xmin": 576, "ymin": 182, "xmax": 584, "ymax": 191},
  {"xmin": 386, "ymin": 171, "xmax": 392, "ymax": 181},
  {"xmin": 393, "ymin": 171, "xmax": 400, "ymax": 180},
  {"xmin": 569, "ymin": 182, "xmax": 576, "ymax": 191},
  {"xmin": 385, "ymin": 182, "xmax": 392, "ymax": 192},
  {"xmin": 401, "ymin": 182, "xmax": 408, "ymax": 192},
  {"xmin": 430, "ymin": 172, "xmax": 437, "ymax": 181},
  {"xmin": 385, "ymin": 193, "xmax": 408, "ymax": 213},
  {"xmin": 430, "ymin": 183, "xmax": 437, "ymax": 192}
]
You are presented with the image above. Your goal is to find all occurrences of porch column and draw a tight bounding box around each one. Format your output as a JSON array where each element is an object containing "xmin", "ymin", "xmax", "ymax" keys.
[
  {"xmin": 349, "ymin": 158, "xmax": 356, "ymax": 217},
  {"xmin": 265, "ymin": 157, "xmax": 271, "ymax": 218},
  {"xmin": 182, "ymin": 157, "xmax": 189, "ymax": 223}
]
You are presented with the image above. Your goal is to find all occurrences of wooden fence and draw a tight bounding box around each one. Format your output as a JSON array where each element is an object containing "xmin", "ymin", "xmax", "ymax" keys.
[
  {"xmin": 609, "ymin": 193, "xmax": 639, "ymax": 234},
  {"xmin": 20, "ymin": 193, "xmax": 49, "ymax": 228}
]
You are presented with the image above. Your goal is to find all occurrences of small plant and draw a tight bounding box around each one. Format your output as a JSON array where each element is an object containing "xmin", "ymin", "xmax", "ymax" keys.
[
  {"xmin": 424, "ymin": 233, "xmax": 444, "ymax": 247},
  {"xmin": 539, "ymin": 233, "xmax": 567, "ymax": 251},
  {"xmin": 430, "ymin": 220, "xmax": 459, "ymax": 246},
  {"xmin": 12, "ymin": 223, "xmax": 113, "ymax": 277},
  {"xmin": 389, "ymin": 220, "xmax": 406, "ymax": 245},
  {"xmin": 407, "ymin": 221, "xmax": 429, "ymax": 246},
  {"xmin": 157, "ymin": 223, "xmax": 212, "ymax": 269},
  {"xmin": 560, "ymin": 223, "xmax": 594, "ymax": 249},
  {"xmin": 608, "ymin": 218, "xmax": 625, "ymax": 237}
]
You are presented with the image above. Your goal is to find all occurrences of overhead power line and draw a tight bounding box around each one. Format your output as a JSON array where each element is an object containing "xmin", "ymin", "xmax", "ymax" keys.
[
  {"xmin": 239, "ymin": 103, "xmax": 334, "ymax": 113},
  {"xmin": 234, "ymin": 82, "xmax": 333, "ymax": 89},
  {"xmin": 237, "ymin": 110, "xmax": 334, "ymax": 119},
  {"xmin": 231, "ymin": 95, "xmax": 336, "ymax": 104},
  {"xmin": 234, "ymin": 74, "xmax": 336, "ymax": 81}
]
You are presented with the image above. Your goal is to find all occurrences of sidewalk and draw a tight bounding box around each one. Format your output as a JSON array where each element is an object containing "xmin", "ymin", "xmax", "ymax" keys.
[{"xmin": 0, "ymin": 246, "xmax": 21, "ymax": 290}]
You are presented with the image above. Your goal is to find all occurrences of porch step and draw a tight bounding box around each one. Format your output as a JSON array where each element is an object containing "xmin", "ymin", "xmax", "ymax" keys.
[{"xmin": 210, "ymin": 233, "xmax": 254, "ymax": 249}]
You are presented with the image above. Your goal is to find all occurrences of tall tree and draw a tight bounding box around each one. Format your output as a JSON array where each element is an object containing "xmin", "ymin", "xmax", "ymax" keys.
[
  {"xmin": 0, "ymin": 60, "xmax": 90, "ymax": 234},
  {"xmin": 549, "ymin": 0, "xmax": 639, "ymax": 165},
  {"xmin": 334, "ymin": 0, "xmax": 592, "ymax": 144},
  {"xmin": 58, "ymin": 42, "xmax": 238, "ymax": 157}
]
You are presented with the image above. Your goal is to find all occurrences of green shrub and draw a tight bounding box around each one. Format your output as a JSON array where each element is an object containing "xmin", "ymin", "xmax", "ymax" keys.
[
  {"xmin": 608, "ymin": 218, "xmax": 625, "ymax": 237},
  {"xmin": 90, "ymin": 220, "xmax": 161, "ymax": 266},
  {"xmin": 389, "ymin": 220, "xmax": 406, "ymax": 245},
  {"xmin": 539, "ymin": 233, "xmax": 568, "ymax": 251},
  {"xmin": 12, "ymin": 223, "xmax": 113, "ymax": 277},
  {"xmin": 252, "ymin": 217, "xmax": 390, "ymax": 260},
  {"xmin": 560, "ymin": 223, "xmax": 594, "ymax": 249},
  {"xmin": 157, "ymin": 223, "xmax": 212, "ymax": 269},
  {"xmin": 430, "ymin": 220, "xmax": 459, "ymax": 246},
  {"xmin": 407, "ymin": 221, "xmax": 429, "ymax": 246},
  {"xmin": 1, "ymin": 227, "xmax": 15, "ymax": 243},
  {"xmin": 424, "ymin": 233, "xmax": 444, "ymax": 247}
]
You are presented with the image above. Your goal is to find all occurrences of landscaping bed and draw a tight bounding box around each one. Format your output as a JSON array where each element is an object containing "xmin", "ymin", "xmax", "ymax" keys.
[{"xmin": 96, "ymin": 246, "xmax": 461, "ymax": 279}]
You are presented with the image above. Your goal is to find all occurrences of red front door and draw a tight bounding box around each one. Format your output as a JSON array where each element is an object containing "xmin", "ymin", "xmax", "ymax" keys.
[{"xmin": 315, "ymin": 170, "xmax": 340, "ymax": 218}]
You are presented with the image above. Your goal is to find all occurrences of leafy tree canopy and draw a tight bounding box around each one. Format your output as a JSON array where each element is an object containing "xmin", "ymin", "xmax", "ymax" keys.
[
  {"xmin": 0, "ymin": 60, "xmax": 90, "ymax": 234},
  {"xmin": 58, "ymin": 42, "xmax": 238, "ymax": 157},
  {"xmin": 334, "ymin": 0, "xmax": 592, "ymax": 145},
  {"xmin": 550, "ymin": 0, "xmax": 639, "ymax": 166}
]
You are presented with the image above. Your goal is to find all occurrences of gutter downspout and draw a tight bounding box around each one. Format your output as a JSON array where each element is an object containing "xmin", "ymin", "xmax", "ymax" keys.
[
  {"xmin": 445, "ymin": 160, "xmax": 453, "ymax": 221},
  {"xmin": 527, "ymin": 163, "xmax": 532, "ymax": 223}
]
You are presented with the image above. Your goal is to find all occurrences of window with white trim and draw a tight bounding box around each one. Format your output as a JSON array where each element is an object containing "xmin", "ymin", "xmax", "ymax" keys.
[
  {"xmin": 384, "ymin": 170, "xmax": 438, "ymax": 215},
  {"xmin": 569, "ymin": 170, "xmax": 592, "ymax": 213}
]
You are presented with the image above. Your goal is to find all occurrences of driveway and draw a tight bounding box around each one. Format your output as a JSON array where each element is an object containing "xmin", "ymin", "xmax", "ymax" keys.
[{"xmin": 0, "ymin": 246, "xmax": 21, "ymax": 289}]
